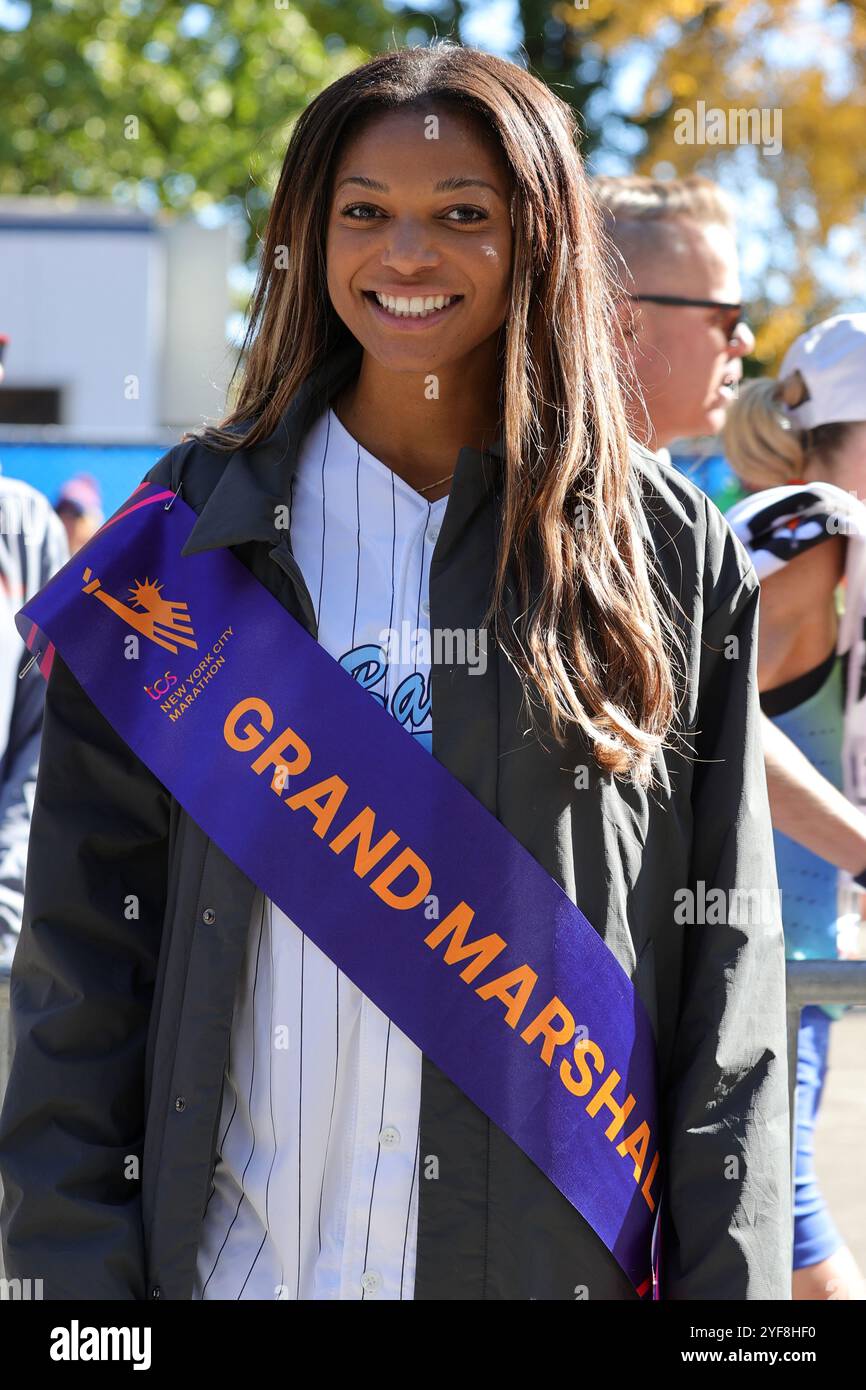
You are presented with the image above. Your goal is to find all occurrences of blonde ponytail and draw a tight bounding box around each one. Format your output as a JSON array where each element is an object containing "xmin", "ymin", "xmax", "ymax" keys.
[{"xmin": 723, "ymin": 374, "xmax": 808, "ymax": 490}]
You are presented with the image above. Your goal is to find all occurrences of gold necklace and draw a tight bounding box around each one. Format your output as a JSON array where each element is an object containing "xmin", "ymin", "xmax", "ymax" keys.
[{"xmin": 417, "ymin": 471, "xmax": 455, "ymax": 494}]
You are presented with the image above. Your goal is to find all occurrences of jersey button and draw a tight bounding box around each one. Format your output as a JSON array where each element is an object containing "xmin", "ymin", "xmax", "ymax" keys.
[
  {"xmin": 202, "ymin": 907, "xmax": 216, "ymax": 925},
  {"xmin": 360, "ymin": 1270, "xmax": 382, "ymax": 1296},
  {"xmin": 379, "ymin": 1126, "xmax": 401, "ymax": 1150}
]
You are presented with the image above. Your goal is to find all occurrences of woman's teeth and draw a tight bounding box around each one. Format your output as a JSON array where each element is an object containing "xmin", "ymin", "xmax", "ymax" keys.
[{"xmin": 372, "ymin": 292, "xmax": 458, "ymax": 318}]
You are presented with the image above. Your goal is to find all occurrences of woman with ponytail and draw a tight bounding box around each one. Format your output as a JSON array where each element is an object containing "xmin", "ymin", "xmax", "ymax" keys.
[{"xmin": 726, "ymin": 314, "xmax": 866, "ymax": 1300}]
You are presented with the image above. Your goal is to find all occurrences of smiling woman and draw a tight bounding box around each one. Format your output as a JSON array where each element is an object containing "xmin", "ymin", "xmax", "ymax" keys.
[
  {"xmin": 0, "ymin": 40, "xmax": 792, "ymax": 1309},
  {"xmin": 200, "ymin": 50, "xmax": 682, "ymax": 783}
]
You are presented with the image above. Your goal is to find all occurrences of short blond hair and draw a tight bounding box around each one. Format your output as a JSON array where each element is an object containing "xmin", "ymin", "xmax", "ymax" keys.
[{"xmin": 592, "ymin": 174, "xmax": 736, "ymax": 286}]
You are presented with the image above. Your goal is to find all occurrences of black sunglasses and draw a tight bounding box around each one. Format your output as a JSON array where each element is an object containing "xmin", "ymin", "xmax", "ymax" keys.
[{"xmin": 627, "ymin": 294, "xmax": 748, "ymax": 342}]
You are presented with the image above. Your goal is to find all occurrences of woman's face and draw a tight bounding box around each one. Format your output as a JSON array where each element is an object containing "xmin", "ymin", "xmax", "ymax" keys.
[{"xmin": 325, "ymin": 106, "xmax": 514, "ymax": 374}]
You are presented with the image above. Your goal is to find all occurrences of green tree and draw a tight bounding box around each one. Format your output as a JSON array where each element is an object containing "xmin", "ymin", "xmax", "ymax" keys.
[
  {"xmin": 559, "ymin": 0, "xmax": 866, "ymax": 365},
  {"xmin": 0, "ymin": 0, "xmax": 450, "ymax": 252}
]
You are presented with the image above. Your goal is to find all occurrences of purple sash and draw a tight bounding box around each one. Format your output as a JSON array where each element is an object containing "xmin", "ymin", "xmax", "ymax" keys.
[{"xmin": 17, "ymin": 479, "xmax": 661, "ymax": 1297}]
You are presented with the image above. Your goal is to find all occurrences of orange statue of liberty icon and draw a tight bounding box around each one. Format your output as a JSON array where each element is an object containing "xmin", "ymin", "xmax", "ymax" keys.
[{"xmin": 81, "ymin": 568, "xmax": 198, "ymax": 654}]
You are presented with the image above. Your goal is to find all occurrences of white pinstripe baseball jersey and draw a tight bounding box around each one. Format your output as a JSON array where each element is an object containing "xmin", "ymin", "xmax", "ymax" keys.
[{"xmin": 192, "ymin": 405, "xmax": 448, "ymax": 1300}]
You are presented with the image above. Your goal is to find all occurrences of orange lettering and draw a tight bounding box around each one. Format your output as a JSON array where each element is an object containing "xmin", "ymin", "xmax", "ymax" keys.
[
  {"xmin": 641, "ymin": 1151, "xmax": 661, "ymax": 1213},
  {"xmin": 520, "ymin": 996, "xmax": 576, "ymax": 1064},
  {"xmin": 559, "ymin": 1039, "xmax": 604, "ymax": 1097},
  {"xmin": 285, "ymin": 775, "xmax": 348, "ymax": 838},
  {"xmin": 616, "ymin": 1121, "xmax": 652, "ymax": 1182},
  {"xmin": 369, "ymin": 846, "xmax": 431, "ymax": 909},
  {"xmin": 251, "ymin": 724, "xmax": 312, "ymax": 786},
  {"xmin": 329, "ymin": 806, "xmax": 400, "ymax": 876},
  {"xmin": 475, "ymin": 965, "xmax": 538, "ymax": 1029},
  {"xmin": 586, "ymin": 1070, "xmax": 636, "ymax": 1140},
  {"xmin": 424, "ymin": 902, "xmax": 506, "ymax": 982},
  {"xmin": 224, "ymin": 697, "xmax": 274, "ymax": 751}
]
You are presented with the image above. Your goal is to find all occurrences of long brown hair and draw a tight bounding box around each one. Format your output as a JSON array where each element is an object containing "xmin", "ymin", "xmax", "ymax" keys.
[{"xmin": 198, "ymin": 42, "xmax": 684, "ymax": 787}]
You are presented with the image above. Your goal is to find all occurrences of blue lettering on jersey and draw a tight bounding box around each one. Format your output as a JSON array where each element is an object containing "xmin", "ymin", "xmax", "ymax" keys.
[{"xmin": 338, "ymin": 642, "xmax": 432, "ymax": 745}]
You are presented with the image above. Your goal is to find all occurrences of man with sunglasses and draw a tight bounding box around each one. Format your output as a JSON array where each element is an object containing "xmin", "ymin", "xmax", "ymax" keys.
[{"xmin": 593, "ymin": 175, "xmax": 754, "ymax": 453}]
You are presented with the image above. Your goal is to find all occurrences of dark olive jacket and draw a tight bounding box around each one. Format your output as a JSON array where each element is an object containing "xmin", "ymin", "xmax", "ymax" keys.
[{"xmin": 0, "ymin": 339, "xmax": 791, "ymax": 1300}]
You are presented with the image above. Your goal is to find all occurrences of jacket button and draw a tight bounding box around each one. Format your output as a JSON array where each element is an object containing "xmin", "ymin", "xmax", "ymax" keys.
[
  {"xmin": 151, "ymin": 1286, "xmax": 161, "ymax": 1299},
  {"xmin": 202, "ymin": 907, "xmax": 216, "ymax": 925},
  {"xmin": 174, "ymin": 1096, "xmax": 186, "ymax": 1112}
]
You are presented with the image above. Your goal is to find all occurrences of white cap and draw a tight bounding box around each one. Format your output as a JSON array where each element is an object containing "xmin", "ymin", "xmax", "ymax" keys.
[{"xmin": 779, "ymin": 312, "xmax": 866, "ymax": 430}]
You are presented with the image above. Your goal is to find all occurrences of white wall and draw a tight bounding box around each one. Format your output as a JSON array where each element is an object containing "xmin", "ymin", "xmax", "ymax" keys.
[
  {"xmin": 0, "ymin": 198, "xmax": 237, "ymax": 439},
  {"xmin": 160, "ymin": 217, "xmax": 244, "ymax": 434}
]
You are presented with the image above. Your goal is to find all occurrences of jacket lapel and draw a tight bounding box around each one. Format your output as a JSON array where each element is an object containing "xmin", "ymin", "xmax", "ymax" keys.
[{"xmin": 180, "ymin": 338, "xmax": 364, "ymax": 558}]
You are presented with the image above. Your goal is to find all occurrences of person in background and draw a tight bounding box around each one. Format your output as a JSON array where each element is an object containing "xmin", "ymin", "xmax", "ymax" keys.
[
  {"xmin": 54, "ymin": 473, "xmax": 103, "ymax": 556},
  {"xmin": 724, "ymin": 313, "xmax": 866, "ymax": 1301},
  {"xmin": 0, "ymin": 334, "xmax": 70, "ymax": 966},
  {"xmin": 591, "ymin": 174, "xmax": 753, "ymax": 461},
  {"xmin": 593, "ymin": 172, "xmax": 866, "ymax": 985}
]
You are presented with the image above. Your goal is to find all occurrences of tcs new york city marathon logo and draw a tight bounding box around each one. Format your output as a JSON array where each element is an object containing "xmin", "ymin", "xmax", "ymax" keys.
[
  {"xmin": 80, "ymin": 565, "xmax": 197, "ymax": 702},
  {"xmin": 81, "ymin": 567, "xmax": 197, "ymax": 653}
]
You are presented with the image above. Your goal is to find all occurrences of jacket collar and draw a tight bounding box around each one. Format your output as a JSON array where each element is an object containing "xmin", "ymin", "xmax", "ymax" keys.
[{"xmin": 181, "ymin": 337, "xmax": 504, "ymax": 557}]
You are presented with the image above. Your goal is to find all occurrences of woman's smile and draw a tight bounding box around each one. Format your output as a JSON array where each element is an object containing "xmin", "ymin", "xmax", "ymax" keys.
[{"xmin": 362, "ymin": 288, "xmax": 465, "ymax": 330}]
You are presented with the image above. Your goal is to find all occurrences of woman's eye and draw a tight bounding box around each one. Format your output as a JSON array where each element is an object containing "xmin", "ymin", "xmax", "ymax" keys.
[
  {"xmin": 340, "ymin": 204, "xmax": 382, "ymax": 221},
  {"xmin": 444, "ymin": 206, "xmax": 488, "ymax": 223},
  {"xmin": 338, "ymin": 204, "xmax": 488, "ymax": 224}
]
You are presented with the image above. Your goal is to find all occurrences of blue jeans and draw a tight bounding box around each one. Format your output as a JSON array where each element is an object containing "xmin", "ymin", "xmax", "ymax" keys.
[{"xmin": 793, "ymin": 1005, "xmax": 845, "ymax": 1270}]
